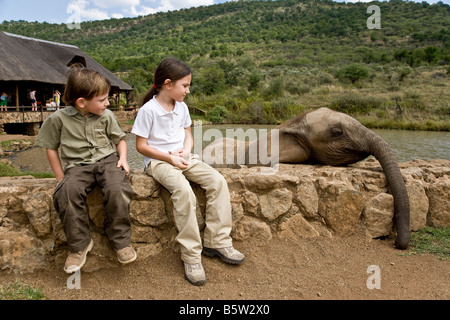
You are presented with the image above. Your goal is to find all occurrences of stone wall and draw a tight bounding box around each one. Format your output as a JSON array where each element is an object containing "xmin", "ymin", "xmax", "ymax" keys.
[{"xmin": 0, "ymin": 159, "xmax": 449, "ymax": 273}]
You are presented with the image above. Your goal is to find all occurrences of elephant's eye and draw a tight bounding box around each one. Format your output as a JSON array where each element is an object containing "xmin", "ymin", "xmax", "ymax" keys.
[{"xmin": 330, "ymin": 127, "xmax": 343, "ymax": 137}]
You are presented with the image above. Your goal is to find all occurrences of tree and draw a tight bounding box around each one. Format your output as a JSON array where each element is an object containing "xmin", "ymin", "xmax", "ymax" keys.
[{"xmin": 335, "ymin": 64, "xmax": 370, "ymax": 84}]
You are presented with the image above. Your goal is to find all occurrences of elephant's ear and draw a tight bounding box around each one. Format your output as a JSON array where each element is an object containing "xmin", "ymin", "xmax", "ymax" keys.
[
  {"xmin": 279, "ymin": 126, "xmax": 298, "ymax": 136},
  {"xmin": 277, "ymin": 111, "xmax": 309, "ymax": 137}
]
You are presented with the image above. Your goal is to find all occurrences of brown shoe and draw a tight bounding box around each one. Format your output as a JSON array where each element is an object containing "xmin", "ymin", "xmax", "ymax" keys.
[
  {"xmin": 64, "ymin": 239, "xmax": 94, "ymax": 274},
  {"xmin": 116, "ymin": 246, "xmax": 137, "ymax": 264}
]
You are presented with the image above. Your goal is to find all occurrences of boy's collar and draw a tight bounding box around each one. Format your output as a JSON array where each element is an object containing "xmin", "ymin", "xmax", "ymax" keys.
[{"xmin": 65, "ymin": 105, "xmax": 98, "ymax": 118}]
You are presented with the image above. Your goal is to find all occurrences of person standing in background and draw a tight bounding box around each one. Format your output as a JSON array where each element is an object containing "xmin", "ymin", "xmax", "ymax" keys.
[
  {"xmin": 30, "ymin": 89, "xmax": 37, "ymax": 111},
  {"xmin": 0, "ymin": 92, "xmax": 7, "ymax": 112},
  {"xmin": 54, "ymin": 90, "xmax": 61, "ymax": 109}
]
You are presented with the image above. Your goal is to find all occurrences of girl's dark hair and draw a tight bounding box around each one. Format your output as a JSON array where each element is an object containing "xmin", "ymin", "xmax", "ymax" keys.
[
  {"xmin": 63, "ymin": 64, "xmax": 110, "ymax": 107},
  {"xmin": 141, "ymin": 58, "xmax": 192, "ymax": 106}
]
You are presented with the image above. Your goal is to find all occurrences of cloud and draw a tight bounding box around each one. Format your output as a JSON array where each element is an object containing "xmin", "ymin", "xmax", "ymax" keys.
[
  {"xmin": 67, "ymin": 0, "xmax": 109, "ymax": 21},
  {"xmin": 92, "ymin": 0, "xmax": 141, "ymax": 9},
  {"xmin": 66, "ymin": 0, "xmax": 215, "ymax": 22},
  {"xmin": 126, "ymin": 0, "xmax": 215, "ymax": 16}
]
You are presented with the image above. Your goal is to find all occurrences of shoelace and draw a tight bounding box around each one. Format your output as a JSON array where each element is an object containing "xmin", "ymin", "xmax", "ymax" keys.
[{"xmin": 188, "ymin": 263, "xmax": 202, "ymax": 272}]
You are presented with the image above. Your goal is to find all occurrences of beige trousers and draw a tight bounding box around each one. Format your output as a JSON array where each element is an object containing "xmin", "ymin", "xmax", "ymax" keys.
[{"xmin": 146, "ymin": 157, "xmax": 232, "ymax": 264}]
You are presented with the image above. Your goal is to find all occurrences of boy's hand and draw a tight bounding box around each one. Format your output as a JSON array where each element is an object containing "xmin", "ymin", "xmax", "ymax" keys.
[
  {"xmin": 55, "ymin": 174, "xmax": 64, "ymax": 186},
  {"xmin": 117, "ymin": 159, "xmax": 130, "ymax": 175}
]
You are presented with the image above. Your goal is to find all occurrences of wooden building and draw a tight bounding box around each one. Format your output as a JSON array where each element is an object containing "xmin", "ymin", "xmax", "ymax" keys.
[{"xmin": 0, "ymin": 31, "xmax": 133, "ymax": 109}]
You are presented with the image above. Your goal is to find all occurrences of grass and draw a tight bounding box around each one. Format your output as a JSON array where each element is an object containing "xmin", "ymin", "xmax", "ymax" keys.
[
  {"xmin": 1, "ymin": 137, "xmax": 54, "ymax": 178},
  {"xmin": 0, "ymin": 161, "xmax": 54, "ymax": 179},
  {"xmin": 406, "ymin": 227, "xmax": 450, "ymax": 261},
  {"xmin": 0, "ymin": 281, "xmax": 47, "ymax": 300}
]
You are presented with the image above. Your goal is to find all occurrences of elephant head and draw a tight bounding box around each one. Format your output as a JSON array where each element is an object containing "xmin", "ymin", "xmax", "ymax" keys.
[
  {"xmin": 203, "ymin": 107, "xmax": 410, "ymax": 249},
  {"xmin": 252, "ymin": 107, "xmax": 410, "ymax": 249}
]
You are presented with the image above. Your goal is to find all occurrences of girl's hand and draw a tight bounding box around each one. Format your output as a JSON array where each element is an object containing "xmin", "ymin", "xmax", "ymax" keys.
[
  {"xmin": 169, "ymin": 154, "xmax": 189, "ymax": 169},
  {"xmin": 169, "ymin": 149, "xmax": 189, "ymax": 159}
]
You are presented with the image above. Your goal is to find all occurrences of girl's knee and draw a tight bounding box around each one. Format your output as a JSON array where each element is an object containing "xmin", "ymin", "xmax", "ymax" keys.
[
  {"xmin": 210, "ymin": 173, "xmax": 229, "ymax": 192},
  {"xmin": 174, "ymin": 185, "xmax": 196, "ymax": 201}
]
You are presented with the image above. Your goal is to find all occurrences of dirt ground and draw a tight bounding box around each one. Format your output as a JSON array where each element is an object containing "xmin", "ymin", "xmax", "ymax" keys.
[{"xmin": 1, "ymin": 235, "xmax": 448, "ymax": 301}]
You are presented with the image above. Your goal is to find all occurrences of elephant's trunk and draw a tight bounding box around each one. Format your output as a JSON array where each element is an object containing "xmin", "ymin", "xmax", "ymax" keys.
[{"xmin": 368, "ymin": 132, "xmax": 410, "ymax": 249}]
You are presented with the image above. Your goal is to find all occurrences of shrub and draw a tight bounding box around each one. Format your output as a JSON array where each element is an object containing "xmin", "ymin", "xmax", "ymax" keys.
[
  {"xmin": 330, "ymin": 93, "xmax": 383, "ymax": 114},
  {"xmin": 207, "ymin": 105, "xmax": 229, "ymax": 123},
  {"xmin": 335, "ymin": 64, "xmax": 370, "ymax": 84}
]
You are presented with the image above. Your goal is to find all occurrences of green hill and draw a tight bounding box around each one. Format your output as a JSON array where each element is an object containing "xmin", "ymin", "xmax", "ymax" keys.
[{"xmin": 1, "ymin": 0, "xmax": 449, "ymax": 129}]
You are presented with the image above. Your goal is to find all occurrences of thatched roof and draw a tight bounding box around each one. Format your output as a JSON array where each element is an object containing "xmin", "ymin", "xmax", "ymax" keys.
[{"xmin": 0, "ymin": 31, "xmax": 132, "ymax": 91}]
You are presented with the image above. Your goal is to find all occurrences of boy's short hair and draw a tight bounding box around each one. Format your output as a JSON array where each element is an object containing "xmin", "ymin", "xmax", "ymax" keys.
[{"xmin": 63, "ymin": 64, "xmax": 111, "ymax": 107}]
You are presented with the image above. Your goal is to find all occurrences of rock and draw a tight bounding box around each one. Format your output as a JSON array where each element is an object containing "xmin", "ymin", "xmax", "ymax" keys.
[
  {"xmin": 426, "ymin": 180, "xmax": 450, "ymax": 228},
  {"xmin": 22, "ymin": 192, "xmax": 52, "ymax": 237},
  {"xmin": 234, "ymin": 216, "xmax": 272, "ymax": 244},
  {"xmin": 87, "ymin": 186, "xmax": 105, "ymax": 229},
  {"xmin": 258, "ymin": 188, "xmax": 292, "ymax": 221},
  {"xmin": 128, "ymin": 172, "xmax": 160, "ymax": 199},
  {"xmin": 406, "ymin": 183, "xmax": 429, "ymax": 231},
  {"xmin": 134, "ymin": 243, "xmax": 163, "ymax": 261},
  {"xmin": 130, "ymin": 198, "xmax": 168, "ymax": 227},
  {"xmin": 362, "ymin": 193, "xmax": 394, "ymax": 238},
  {"xmin": 316, "ymin": 178, "xmax": 365, "ymax": 236},
  {"xmin": 295, "ymin": 179, "xmax": 319, "ymax": 218},
  {"xmin": 0, "ymin": 228, "xmax": 48, "ymax": 273},
  {"xmin": 242, "ymin": 191, "xmax": 259, "ymax": 215},
  {"xmin": 82, "ymin": 233, "xmax": 117, "ymax": 273},
  {"xmin": 278, "ymin": 214, "xmax": 320, "ymax": 239}
]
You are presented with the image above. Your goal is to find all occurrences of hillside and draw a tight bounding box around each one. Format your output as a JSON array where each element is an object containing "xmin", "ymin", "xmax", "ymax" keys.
[{"xmin": 1, "ymin": 0, "xmax": 449, "ymax": 129}]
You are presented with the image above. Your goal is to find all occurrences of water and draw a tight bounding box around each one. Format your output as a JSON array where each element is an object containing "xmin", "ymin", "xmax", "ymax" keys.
[
  {"xmin": 7, "ymin": 126, "xmax": 450, "ymax": 173},
  {"xmin": 372, "ymin": 129, "xmax": 450, "ymax": 163}
]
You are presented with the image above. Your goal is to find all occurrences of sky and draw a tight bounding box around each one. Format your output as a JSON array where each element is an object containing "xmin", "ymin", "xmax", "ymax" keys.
[{"xmin": 0, "ymin": 0, "xmax": 448, "ymax": 24}]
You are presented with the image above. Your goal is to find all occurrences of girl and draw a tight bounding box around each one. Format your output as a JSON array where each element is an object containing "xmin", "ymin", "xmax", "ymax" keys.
[{"xmin": 132, "ymin": 58, "xmax": 244, "ymax": 286}]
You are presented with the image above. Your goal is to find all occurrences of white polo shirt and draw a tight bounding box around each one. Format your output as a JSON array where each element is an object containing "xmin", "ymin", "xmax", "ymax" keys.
[{"xmin": 131, "ymin": 96, "xmax": 192, "ymax": 168}]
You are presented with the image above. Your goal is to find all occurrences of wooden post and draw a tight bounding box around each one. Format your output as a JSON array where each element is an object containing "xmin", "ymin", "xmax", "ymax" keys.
[{"xmin": 15, "ymin": 83, "xmax": 19, "ymax": 110}]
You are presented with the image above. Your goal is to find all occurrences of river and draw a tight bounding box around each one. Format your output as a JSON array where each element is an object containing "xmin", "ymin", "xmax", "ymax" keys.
[{"xmin": 7, "ymin": 126, "xmax": 450, "ymax": 174}]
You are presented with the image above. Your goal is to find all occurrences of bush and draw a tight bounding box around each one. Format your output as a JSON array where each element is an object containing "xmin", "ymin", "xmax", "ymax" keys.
[
  {"xmin": 264, "ymin": 77, "xmax": 285, "ymax": 97},
  {"xmin": 330, "ymin": 93, "xmax": 383, "ymax": 114},
  {"xmin": 207, "ymin": 105, "xmax": 229, "ymax": 123},
  {"xmin": 335, "ymin": 64, "xmax": 370, "ymax": 84}
]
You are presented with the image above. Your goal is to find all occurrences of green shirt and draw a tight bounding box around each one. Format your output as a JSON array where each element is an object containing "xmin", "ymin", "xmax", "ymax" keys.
[{"xmin": 35, "ymin": 106, "xmax": 126, "ymax": 169}]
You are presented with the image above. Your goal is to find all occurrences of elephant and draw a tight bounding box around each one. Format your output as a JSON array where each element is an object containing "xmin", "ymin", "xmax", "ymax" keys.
[{"xmin": 202, "ymin": 107, "xmax": 410, "ymax": 249}]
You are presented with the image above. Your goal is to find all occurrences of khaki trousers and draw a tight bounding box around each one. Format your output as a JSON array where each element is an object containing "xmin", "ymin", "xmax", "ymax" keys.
[{"xmin": 146, "ymin": 157, "xmax": 232, "ymax": 264}]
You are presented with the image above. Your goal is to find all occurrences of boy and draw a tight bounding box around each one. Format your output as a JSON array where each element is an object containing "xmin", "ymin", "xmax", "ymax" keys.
[{"xmin": 35, "ymin": 66, "xmax": 136, "ymax": 273}]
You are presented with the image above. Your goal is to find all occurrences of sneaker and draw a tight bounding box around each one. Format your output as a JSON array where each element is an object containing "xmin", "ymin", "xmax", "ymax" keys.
[
  {"xmin": 183, "ymin": 262, "xmax": 206, "ymax": 286},
  {"xmin": 64, "ymin": 239, "xmax": 94, "ymax": 274},
  {"xmin": 116, "ymin": 246, "xmax": 137, "ymax": 264},
  {"xmin": 203, "ymin": 246, "xmax": 245, "ymax": 265}
]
